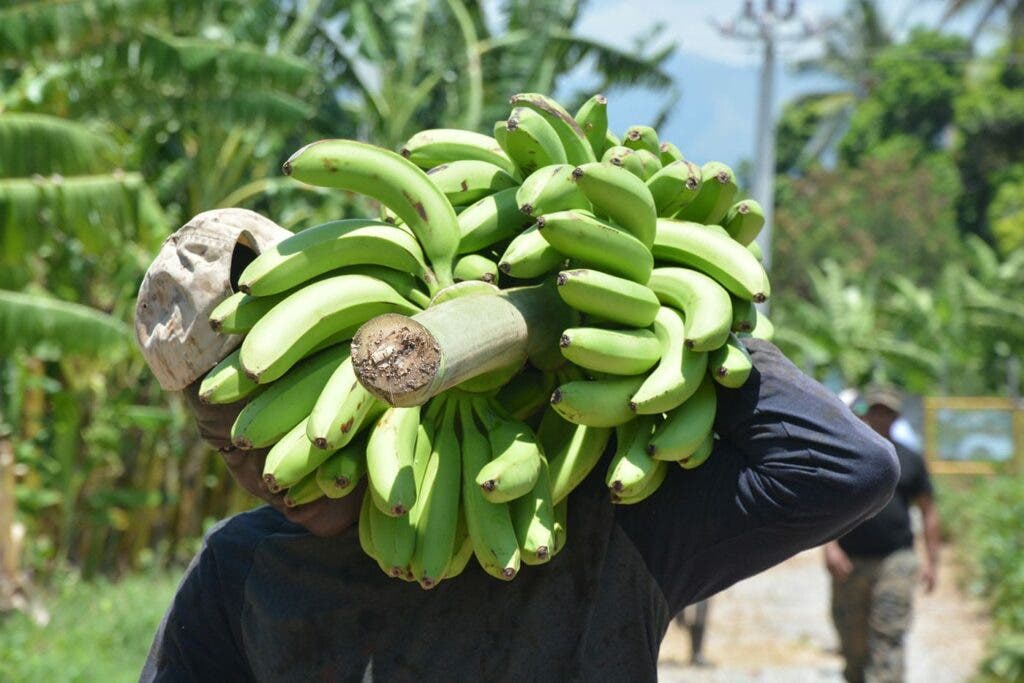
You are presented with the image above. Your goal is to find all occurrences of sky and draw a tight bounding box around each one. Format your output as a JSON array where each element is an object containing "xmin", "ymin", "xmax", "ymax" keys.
[{"xmin": 557, "ymin": 0, "xmax": 990, "ymax": 169}]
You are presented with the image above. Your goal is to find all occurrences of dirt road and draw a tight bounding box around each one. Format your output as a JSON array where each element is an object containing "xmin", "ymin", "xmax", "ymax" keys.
[{"xmin": 657, "ymin": 546, "xmax": 990, "ymax": 682}]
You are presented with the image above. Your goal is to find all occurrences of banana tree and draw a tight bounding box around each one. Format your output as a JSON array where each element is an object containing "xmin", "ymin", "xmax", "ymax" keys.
[{"xmin": 0, "ymin": 289, "xmax": 128, "ymax": 611}]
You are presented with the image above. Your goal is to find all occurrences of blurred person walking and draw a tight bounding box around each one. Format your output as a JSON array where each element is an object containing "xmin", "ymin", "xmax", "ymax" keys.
[
  {"xmin": 825, "ymin": 385, "xmax": 941, "ymax": 683},
  {"xmin": 674, "ymin": 598, "xmax": 711, "ymax": 666}
]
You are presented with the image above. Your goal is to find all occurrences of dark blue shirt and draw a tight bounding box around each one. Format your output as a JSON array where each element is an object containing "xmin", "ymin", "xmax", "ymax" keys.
[{"xmin": 141, "ymin": 340, "xmax": 898, "ymax": 682}]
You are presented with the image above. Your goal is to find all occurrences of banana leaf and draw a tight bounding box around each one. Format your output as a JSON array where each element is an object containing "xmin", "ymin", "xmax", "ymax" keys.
[
  {"xmin": 0, "ymin": 113, "xmax": 120, "ymax": 177},
  {"xmin": 0, "ymin": 289, "xmax": 129, "ymax": 358}
]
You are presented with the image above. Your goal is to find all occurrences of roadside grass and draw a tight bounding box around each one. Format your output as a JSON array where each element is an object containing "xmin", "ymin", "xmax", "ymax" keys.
[{"xmin": 0, "ymin": 570, "xmax": 179, "ymax": 682}]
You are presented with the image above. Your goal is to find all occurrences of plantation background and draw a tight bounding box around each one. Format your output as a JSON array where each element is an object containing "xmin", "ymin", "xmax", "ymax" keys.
[{"xmin": 1, "ymin": 0, "xmax": 1022, "ymax": 679}]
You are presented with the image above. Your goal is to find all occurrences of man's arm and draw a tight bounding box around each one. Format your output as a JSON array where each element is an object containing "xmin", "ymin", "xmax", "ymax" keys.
[
  {"xmin": 616, "ymin": 339, "xmax": 899, "ymax": 614},
  {"xmin": 823, "ymin": 540, "xmax": 853, "ymax": 583},
  {"xmin": 916, "ymin": 492, "xmax": 940, "ymax": 592},
  {"xmin": 141, "ymin": 513, "xmax": 280, "ymax": 682}
]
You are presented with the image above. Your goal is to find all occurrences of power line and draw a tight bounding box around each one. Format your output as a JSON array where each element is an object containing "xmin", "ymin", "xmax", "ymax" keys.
[{"xmin": 713, "ymin": 1, "xmax": 821, "ymax": 314}]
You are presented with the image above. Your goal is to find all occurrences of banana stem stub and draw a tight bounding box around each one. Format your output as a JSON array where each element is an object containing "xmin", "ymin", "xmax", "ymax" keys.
[{"xmin": 352, "ymin": 286, "xmax": 567, "ymax": 407}]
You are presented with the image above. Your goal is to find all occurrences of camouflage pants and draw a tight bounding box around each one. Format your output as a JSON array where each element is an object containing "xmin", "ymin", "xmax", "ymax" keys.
[{"xmin": 831, "ymin": 548, "xmax": 918, "ymax": 683}]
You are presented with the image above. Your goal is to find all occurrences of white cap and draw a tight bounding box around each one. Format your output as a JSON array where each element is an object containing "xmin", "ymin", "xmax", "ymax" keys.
[{"xmin": 134, "ymin": 208, "xmax": 292, "ymax": 391}]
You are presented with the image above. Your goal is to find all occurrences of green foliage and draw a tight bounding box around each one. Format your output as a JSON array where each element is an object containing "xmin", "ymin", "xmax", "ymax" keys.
[
  {"xmin": 0, "ymin": 571, "xmax": 179, "ymax": 682},
  {"xmin": 988, "ymin": 165, "xmax": 1024, "ymax": 253},
  {"xmin": 837, "ymin": 29, "xmax": 971, "ymax": 164},
  {"xmin": 943, "ymin": 475, "xmax": 1024, "ymax": 681},
  {"xmin": 774, "ymin": 237, "xmax": 1024, "ymax": 394},
  {"xmin": 955, "ymin": 53, "xmax": 1024, "ymax": 239},
  {"xmin": 773, "ymin": 144, "xmax": 962, "ymax": 298},
  {"xmin": 0, "ymin": 290, "xmax": 128, "ymax": 358}
]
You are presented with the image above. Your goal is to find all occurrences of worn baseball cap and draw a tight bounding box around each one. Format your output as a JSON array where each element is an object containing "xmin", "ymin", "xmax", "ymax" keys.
[
  {"xmin": 863, "ymin": 383, "xmax": 903, "ymax": 414},
  {"xmin": 134, "ymin": 208, "xmax": 292, "ymax": 391}
]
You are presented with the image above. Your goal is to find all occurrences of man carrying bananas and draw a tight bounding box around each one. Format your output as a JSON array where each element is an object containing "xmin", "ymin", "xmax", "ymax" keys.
[{"xmin": 137, "ymin": 210, "xmax": 899, "ymax": 682}]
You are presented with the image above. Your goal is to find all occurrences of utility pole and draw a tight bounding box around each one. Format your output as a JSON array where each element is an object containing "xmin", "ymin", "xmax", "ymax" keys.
[{"xmin": 713, "ymin": 1, "xmax": 818, "ymax": 313}]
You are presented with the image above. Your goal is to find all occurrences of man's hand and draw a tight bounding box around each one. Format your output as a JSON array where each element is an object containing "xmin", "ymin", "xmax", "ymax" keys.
[
  {"xmin": 824, "ymin": 541, "xmax": 853, "ymax": 582},
  {"xmin": 182, "ymin": 379, "xmax": 360, "ymax": 537},
  {"xmin": 920, "ymin": 561, "xmax": 937, "ymax": 593}
]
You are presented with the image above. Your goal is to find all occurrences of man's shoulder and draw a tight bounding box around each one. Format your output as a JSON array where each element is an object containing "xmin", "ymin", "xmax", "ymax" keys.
[{"xmin": 203, "ymin": 505, "xmax": 300, "ymax": 562}]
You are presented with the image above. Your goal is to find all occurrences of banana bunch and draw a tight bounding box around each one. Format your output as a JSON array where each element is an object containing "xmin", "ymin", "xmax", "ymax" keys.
[{"xmin": 195, "ymin": 90, "xmax": 773, "ymax": 589}]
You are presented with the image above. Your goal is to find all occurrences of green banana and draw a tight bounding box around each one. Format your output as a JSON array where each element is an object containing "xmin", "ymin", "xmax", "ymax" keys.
[
  {"xmin": 551, "ymin": 499, "xmax": 568, "ymax": 556},
  {"xmin": 623, "ymin": 125, "xmax": 660, "ymax": 156},
  {"xmin": 459, "ymin": 400, "xmax": 520, "ymax": 580},
  {"xmin": 316, "ymin": 435, "xmax": 369, "ymax": 498},
  {"xmin": 359, "ymin": 484, "xmax": 378, "ymax": 561},
  {"xmin": 744, "ymin": 309, "xmax": 774, "ymax": 342},
  {"xmin": 570, "ymin": 163, "xmax": 657, "ymax": 249},
  {"xmin": 548, "ymin": 422, "xmax": 611, "ymax": 504},
  {"xmin": 646, "ymin": 160, "xmax": 703, "ymax": 217},
  {"xmin": 368, "ymin": 491, "xmax": 416, "ymax": 577},
  {"xmin": 509, "ymin": 93, "xmax": 596, "ymax": 166},
  {"xmin": 457, "ymin": 187, "xmax": 532, "ymax": 255},
  {"xmin": 723, "ymin": 199, "xmax": 765, "ymax": 246},
  {"xmin": 283, "ymin": 470, "xmax": 326, "ymax": 508},
  {"xmin": 559, "ymin": 327, "xmax": 660, "ymax": 376},
  {"xmin": 429, "ymin": 280, "xmax": 498, "ymax": 308},
  {"xmin": 198, "ymin": 348, "xmax": 260, "ymax": 405},
  {"xmin": 475, "ymin": 402, "xmax": 543, "ymax": 503},
  {"xmin": 453, "ymin": 253, "xmax": 500, "ymax": 284},
  {"xmin": 444, "ymin": 514, "xmax": 473, "ymax": 580},
  {"xmin": 499, "ymin": 107, "xmax": 567, "ymax": 174},
  {"xmin": 646, "ymin": 267, "xmax": 733, "ymax": 352},
  {"xmin": 555, "ymin": 268, "xmax": 660, "ymax": 328},
  {"xmin": 747, "ymin": 239, "xmax": 763, "ymax": 263},
  {"xmin": 494, "ymin": 366, "xmax": 556, "ymax": 421},
  {"xmin": 602, "ymin": 145, "xmax": 660, "ymax": 181},
  {"xmin": 629, "ymin": 306, "xmax": 709, "ymax": 415},
  {"xmin": 283, "ymin": 139, "xmax": 458, "ymax": 287},
  {"xmin": 604, "ymin": 129, "xmax": 621, "ymax": 151},
  {"xmin": 263, "ymin": 417, "xmax": 338, "ymax": 493},
  {"xmin": 731, "ymin": 295, "xmax": 757, "ymax": 333},
  {"xmin": 209, "ymin": 290, "xmax": 286, "ymax": 334},
  {"xmin": 426, "ymin": 159, "xmax": 518, "ymax": 206},
  {"xmin": 238, "ymin": 219, "xmax": 433, "ymax": 297},
  {"xmin": 652, "ymin": 219, "xmax": 770, "ymax": 302},
  {"xmin": 673, "ymin": 161, "xmax": 738, "ymax": 226},
  {"xmin": 574, "ymin": 93, "xmax": 609, "ymax": 158},
  {"xmin": 400, "ymin": 128, "xmax": 517, "ymax": 177},
  {"xmin": 550, "ymin": 375, "xmax": 645, "ymax": 428},
  {"xmin": 679, "ymin": 433, "xmax": 714, "ymax": 470},
  {"xmin": 240, "ymin": 274, "xmax": 419, "ymax": 383},
  {"xmin": 709, "ymin": 334, "xmax": 753, "ymax": 389},
  {"xmin": 606, "ymin": 417, "xmax": 658, "ymax": 497},
  {"xmin": 516, "ymin": 164, "xmax": 590, "ymax": 217},
  {"xmin": 307, "ymin": 355, "xmax": 380, "ymax": 451},
  {"xmin": 612, "ymin": 460, "xmax": 667, "ymax": 505},
  {"xmin": 366, "ymin": 406, "xmax": 420, "ymax": 516},
  {"xmin": 498, "ymin": 224, "xmax": 564, "ymax": 279},
  {"xmin": 510, "ymin": 454, "xmax": 555, "ymax": 565},
  {"xmin": 648, "ymin": 377, "xmax": 718, "ymax": 461},
  {"xmin": 659, "ymin": 141, "xmax": 685, "ymax": 165},
  {"xmin": 231, "ymin": 347, "xmax": 346, "ymax": 450},
  {"xmin": 537, "ymin": 210, "xmax": 653, "ymax": 284},
  {"xmin": 622, "ymin": 147, "xmax": 662, "ymax": 181},
  {"xmin": 341, "ymin": 265, "xmax": 431, "ymax": 310},
  {"xmin": 410, "ymin": 401, "xmax": 462, "ymax": 589}
]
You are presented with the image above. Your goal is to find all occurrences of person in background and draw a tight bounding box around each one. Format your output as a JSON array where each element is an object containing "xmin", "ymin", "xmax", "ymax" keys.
[
  {"xmin": 825, "ymin": 385, "xmax": 941, "ymax": 683},
  {"xmin": 674, "ymin": 598, "xmax": 711, "ymax": 666}
]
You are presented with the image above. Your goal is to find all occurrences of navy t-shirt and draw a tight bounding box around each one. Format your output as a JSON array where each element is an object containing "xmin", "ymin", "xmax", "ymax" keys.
[
  {"xmin": 838, "ymin": 441, "xmax": 932, "ymax": 558},
  {"xmin": 141, "ymin": 340, "xmax": 899, "ymax": 682}
]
